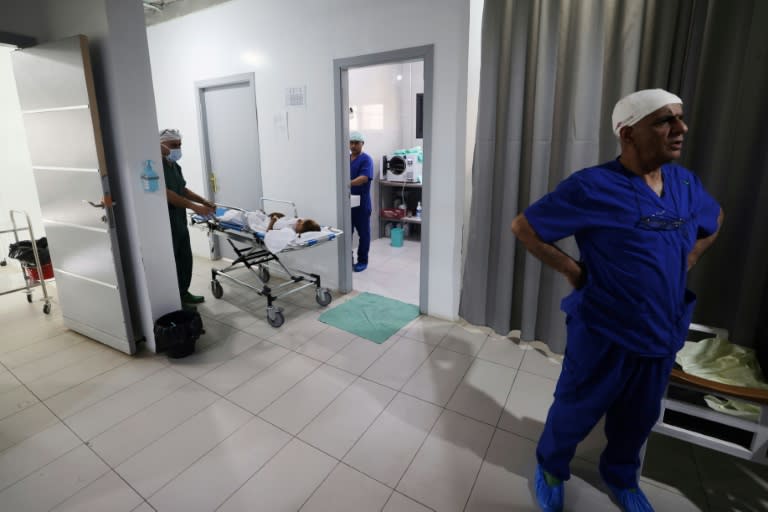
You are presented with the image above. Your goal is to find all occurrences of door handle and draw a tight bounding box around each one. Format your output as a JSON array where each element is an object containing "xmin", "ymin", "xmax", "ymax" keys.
[
  {"xmin": 82, "ymin": 195, "xmax": 116, "ymax": 209},
  {"xmin": 209, "ymin": 173, "xmax": 218, "ymax": 193}
]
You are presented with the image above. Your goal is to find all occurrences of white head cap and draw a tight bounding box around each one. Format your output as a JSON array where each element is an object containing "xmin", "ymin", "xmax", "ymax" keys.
[
  {"xmin": 611, "ymin": 89, "xmax": 682, "ymax": 137},
  {"xmin": 159, "ymin": 128, "xmax": 182, "ymax": 142}
]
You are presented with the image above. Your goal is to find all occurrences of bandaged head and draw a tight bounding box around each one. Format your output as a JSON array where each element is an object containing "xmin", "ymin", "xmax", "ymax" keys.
[
  {"xmin": 611, "ymin": 89, "xmax": 682, "ymax": 137},
  {"xmin": 159, "ymin": 128, "xmax": 182, "ymax": 142}
]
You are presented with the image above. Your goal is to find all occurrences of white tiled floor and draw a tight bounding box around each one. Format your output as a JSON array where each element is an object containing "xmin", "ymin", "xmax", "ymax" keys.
[
  {"xmin": 0, "ymin": 258, "xmax": 766, "ymax": 511},
  {"xmin": 353, "ymin": 237, "xmax": 420, "ymax": 306}
]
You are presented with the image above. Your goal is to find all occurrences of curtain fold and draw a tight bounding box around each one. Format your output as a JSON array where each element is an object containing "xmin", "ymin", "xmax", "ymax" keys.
[{"xmin": 460, "ymin": 0, "xmax": 768, "ymax": 353}]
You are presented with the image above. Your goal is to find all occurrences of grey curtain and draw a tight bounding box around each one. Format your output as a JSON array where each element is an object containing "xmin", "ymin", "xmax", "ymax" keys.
[{"xmin": 460, "ymin": 0, "xmax": 768, "ymax": 353}]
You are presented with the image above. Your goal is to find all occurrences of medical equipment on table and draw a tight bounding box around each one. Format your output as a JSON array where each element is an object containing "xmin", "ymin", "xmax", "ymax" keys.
[
  {"xmin": 190, "ymin": 198, "xmax": 342, "ymax": 328},
  {"xmin": 0, "ymin": 210, "xmax": 53, "ymax": 314},
  {"xmin": 654, "ymin": 323, "xmax": 768, "ymax": 465}
]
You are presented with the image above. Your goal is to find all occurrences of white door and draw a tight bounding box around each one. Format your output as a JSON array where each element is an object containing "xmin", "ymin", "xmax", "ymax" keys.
[
  {"xmin": 12, "ymin": 35, "xmax": 136, "ymax": 354},
  {"xmin": 197, "ymin": 75, "xmax": 262, "ymax": 260}
]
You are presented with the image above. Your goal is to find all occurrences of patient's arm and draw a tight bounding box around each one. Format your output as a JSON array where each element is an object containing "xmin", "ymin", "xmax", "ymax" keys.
[
  {"xmin": 511, "ymin": 213, "xmax": 583, "ymax": 288},
  {"xmin": 688, "ymin": 208, "xmax": 724, "ymax": 271}
]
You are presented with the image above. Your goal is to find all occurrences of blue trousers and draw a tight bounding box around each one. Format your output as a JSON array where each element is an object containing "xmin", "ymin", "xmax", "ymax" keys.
[
  {"xmin": 536, "ymin": 315, "xmax": 675, "ymax": 489},
  {"xmin": 351, "ymin": 206, "xmax": 371, "ymax": 264}
]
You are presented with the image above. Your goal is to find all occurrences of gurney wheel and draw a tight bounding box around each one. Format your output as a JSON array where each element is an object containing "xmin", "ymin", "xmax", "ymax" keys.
[
  {"xmin": 26, "ymin": 293, "xmax": 33, "ymax": 303},
  {"xmin": 211, "ymin": 280, "xmax": 223, "ymax": 299},
  {"xmin": 257, "ymin": 266, "xmax": 270, "ymax": 283},
  {"xmin": 315, "ymin": 288, "xmax": 332, "ymax": 307},
  {"xmin": 267, "ymin": 310, "xmax": 284, "ymax": 328},
  {"xmin": 43, "ymin": 303, "xmax": 51, "ymax": 315}
]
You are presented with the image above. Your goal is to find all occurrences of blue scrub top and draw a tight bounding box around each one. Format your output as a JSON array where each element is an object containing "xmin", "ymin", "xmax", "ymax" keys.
[
  {"xmin": 525, "ymin": 159, "xmax": 720, "ymax": 356},
  {"xmin": 351, "ymin": 152, "xmax": 374, "ymax": 212}
]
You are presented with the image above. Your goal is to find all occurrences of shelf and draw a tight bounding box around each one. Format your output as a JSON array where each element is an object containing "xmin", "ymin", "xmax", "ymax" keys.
[
  {"xmin": 379, "ymin": 180, "xmax": 422, "ymax": 188},
  {"xmin": 380, "ymin": 216, "xmax": 421, "ymax": 224}
]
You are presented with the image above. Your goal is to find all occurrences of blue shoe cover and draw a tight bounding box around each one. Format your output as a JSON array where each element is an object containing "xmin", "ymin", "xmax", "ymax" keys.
[
  {"xmin": 353, "ymin": 262, "xmax": 368, "ymax": 272},
  {"xmin": 606, "ymin": 483, "xmax": 654, "ymax": 512},
  {"xmin": 535, "ymin": 465, "xmax": 563, "ymax": 512}
]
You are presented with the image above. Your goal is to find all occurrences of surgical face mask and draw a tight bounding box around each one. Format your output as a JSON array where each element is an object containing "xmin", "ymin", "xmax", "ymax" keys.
[{"xmin": 167, "ymin": 148, "xmax": 182, "ymax": 162}]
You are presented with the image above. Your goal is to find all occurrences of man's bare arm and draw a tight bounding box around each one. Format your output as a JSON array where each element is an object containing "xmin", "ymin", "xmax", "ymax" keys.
[
  {"xmin": 687, "ymin": 208, "xmax": 724, "ymax": 271},
  {"xmin": 166, "ymin": 189, "xmax": 214, "ymax": 216},
  {"xmin": 511, "ymin": 213, "xmax": 583, "ymax": 288}
]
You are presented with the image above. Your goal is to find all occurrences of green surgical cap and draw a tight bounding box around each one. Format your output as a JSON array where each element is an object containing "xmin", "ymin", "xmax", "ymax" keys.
[{"xmin": 349, "ymin": 131, "xmax": 365, "ymax": 142}]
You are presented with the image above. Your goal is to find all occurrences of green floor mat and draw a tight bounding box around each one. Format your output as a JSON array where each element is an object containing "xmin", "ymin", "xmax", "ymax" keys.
[{"xmin": 319, "ymin": 292, "xmax": 420, "ymax": 343}]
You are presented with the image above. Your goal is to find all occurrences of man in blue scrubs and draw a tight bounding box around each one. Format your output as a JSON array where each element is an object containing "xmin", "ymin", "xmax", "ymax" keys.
[
  {"xmin": 349, "ymin": 130, "xmax": 374, "ymax": 272},
  {"xmin": 511, "ymin": 89, "xmax": 723, "ymax": 512}
]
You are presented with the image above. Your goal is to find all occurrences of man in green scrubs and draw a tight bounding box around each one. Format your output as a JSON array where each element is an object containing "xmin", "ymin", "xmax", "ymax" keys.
[{"xmin": 160, "ymin": 129, "xmax": 215, "ymax": 304}]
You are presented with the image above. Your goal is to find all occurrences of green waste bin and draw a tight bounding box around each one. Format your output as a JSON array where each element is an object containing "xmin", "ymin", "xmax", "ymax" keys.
[{"xmin": 391, "ymin": 227, "xmax": 404, "ymax": 247}]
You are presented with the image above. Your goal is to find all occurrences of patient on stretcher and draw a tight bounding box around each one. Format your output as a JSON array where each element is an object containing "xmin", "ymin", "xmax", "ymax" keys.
[
  {"xmin": 216, "ymin": 208, "xmax": 323, "ymax": 254},
  {"xmin": 217, "ymin": 209, "xmax": 319, "ymax": 235},
  {"xmin": 266, "ymin": 212, "xmax": 321, "ymax": 234}
]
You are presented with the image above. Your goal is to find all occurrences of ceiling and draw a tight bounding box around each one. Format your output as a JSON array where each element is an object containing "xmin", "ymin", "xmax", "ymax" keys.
[{"xmin": 143, "ymin": 0, "xmax": 233, "ymax": 26}]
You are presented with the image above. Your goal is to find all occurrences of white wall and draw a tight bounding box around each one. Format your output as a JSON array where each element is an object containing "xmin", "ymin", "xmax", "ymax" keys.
[
  {"xmin": 0, "ymin": 1, "xmax": 47, "ymax": 243},
  {"xmin": 463, "ymin": 0, "xmax": 484, "ymax": 262},
  {"xmin": 349, "ymin": 63, "xmax": 403, "ymax": 181},
  {"xmin": 0, "ymin": 47, "xmax": 44, "ymax": 238},
  {"xmin": 400, "ymin": 61, "xmax": 424, "ymax": 150},
  {"xmin": 147, "ymin": 0, "xmax": 471, "ymax": 319}
]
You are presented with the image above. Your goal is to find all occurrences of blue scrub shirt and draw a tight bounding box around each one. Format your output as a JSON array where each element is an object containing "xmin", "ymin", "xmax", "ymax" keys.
[
  {"xmin": 350, "ymin": 152, "xmax": 374, "ymax": 211},
  {"xmin": 525, "ymin": 159, "xmax": 720, "ymax": 356}
]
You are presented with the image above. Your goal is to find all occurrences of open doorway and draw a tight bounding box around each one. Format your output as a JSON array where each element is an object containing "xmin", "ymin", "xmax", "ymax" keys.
[{"xmin": 334, "ymin": 46, "xmax": 433, "ymax": 312}]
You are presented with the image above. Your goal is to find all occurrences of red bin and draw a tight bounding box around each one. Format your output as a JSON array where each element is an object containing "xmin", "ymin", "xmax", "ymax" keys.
[{"xmin": 25, "ymin": 263, "xmax": 54, "ymax": 282}]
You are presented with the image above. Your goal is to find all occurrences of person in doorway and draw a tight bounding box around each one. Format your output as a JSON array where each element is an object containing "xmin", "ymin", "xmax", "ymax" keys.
[
  {"xmin": 510, "ymin": 89, "xmax": 723, "ymax": 512},
  {"xmin": 349, "ymin": 130, "xmax": 374, "ymax": 272},
  {"xmin": 160, "ymin": 129, "xmax": 216, "ymax": 305}
]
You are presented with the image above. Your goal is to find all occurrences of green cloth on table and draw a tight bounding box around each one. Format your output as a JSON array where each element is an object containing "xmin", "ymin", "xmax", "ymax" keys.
[{"xmin": 676, "ymin": 338, "xmax": 768, "ymax": 422}]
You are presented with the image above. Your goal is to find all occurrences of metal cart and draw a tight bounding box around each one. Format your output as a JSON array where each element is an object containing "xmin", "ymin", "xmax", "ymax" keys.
[{"xmin": 0, "ymin": 210, "xmax": 53, "ymax": 314}]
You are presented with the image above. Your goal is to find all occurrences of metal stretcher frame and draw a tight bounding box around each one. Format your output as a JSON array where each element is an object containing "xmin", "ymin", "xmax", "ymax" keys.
[
  {"xmin": 191, "ymin": 199, "xmax": 342, "ymax": 328},
  {"xmin": 653, "ymin": 323, "xmax": 768, "ymax": 465}
]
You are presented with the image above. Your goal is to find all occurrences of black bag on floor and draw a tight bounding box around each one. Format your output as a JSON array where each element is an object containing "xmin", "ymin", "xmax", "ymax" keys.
[
  {"xmin": 154, "ymin": 309, "xmax": 204, "ymax": 358},
  {"xmin": 8, "ymin": 237, "xmax": 51, "ymax": 266}
]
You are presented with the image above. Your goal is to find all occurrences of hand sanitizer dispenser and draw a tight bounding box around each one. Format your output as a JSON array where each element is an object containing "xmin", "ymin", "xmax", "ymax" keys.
[{"xmin": 141, "ymin": 160, "xmax": 159, "ymax": 192}]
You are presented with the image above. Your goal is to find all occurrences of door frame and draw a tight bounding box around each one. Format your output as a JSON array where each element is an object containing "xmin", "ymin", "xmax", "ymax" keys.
[
  {"xmin": 194, "ymin": 72, "xmax": 261, "ymax": 259},
  {"xmin": 333, "ymin": 45, "xmax": 434, "ymax": 313}
]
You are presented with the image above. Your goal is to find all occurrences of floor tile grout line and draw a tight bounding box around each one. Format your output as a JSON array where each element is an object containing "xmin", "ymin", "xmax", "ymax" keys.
[
  {"xmin": 107, "ymin": 396, "xmax": 257, "ymax": 502},
  {"xmin": 139, "ymin": 405, "xmax": 284, "ymax": 506},
  {"xmin": 210, "ymin": 428, "xmax": 296, "ymax": 512},
  {"xmin": 0, "ymin": 436, "xmax": 84, "ymax": 495},
  {"xmin": 59, "ymin": 372, "xmax": 197, "ymax": 444},
  {"xmin": 690, "ymin": 445, "xmax": 713, "ymax": 512},
  {"xmin": 460, "ymin": 420, "xmax": 499, "ymax": 512},
  {"xmin": 8, "ymin": 331, "xmax": 123, "ymax": 382},
  {"xmin": 189, "ymin": 336, "xmax": 291, "ymax": 393},
  {"xmin": 45, "ymin": 362, "xmax": 170, "ymax": 422},
  {"xmin": 382, "ymin": 489, "xmax": 436, "ymax": 512},
  {"xmin": 307, "ymin": 377, "xmax": 401, "ymax": 463},
  {"xmin": 295, "ymin": 459, "xmax": 343, "ymax": 512},
  {"xmin": 0, "ymin": 355, "xmax": 151, "ymax": 450},
  {"xmin": 42, "ymin": 462, "xmax": 114, "ymax": 512},
  {"xmin": 9, "ymin": 343, "xmax": 130, "ymax": 397},
  {"xmin": 0, "ymin": 335, "xmax": 90, "ymax": 372},
  {"xmin": 496, "ymin": 362, "xmax": 525, "ymax": 430}
]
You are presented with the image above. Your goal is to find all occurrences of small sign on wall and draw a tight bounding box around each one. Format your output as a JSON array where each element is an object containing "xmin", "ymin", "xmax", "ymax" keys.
[{"xmin": 285, "ymin": 86, "xmax": 306, "ymax": 107}]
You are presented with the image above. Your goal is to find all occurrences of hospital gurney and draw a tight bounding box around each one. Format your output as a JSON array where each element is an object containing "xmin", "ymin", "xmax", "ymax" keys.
[
  {"xmin": 654, "ymin": 323, "xmax": 768, "ymax": 465},
  {"xmin": 191, "ymin": 199, "xmax": 342, "ymax": 328}
]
